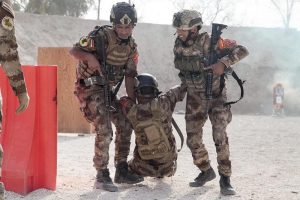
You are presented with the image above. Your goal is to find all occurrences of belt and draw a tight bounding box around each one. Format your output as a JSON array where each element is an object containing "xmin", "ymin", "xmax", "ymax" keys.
[
  {"xmin": 80, "ymin": 76, "xmax": 106, "ymax": 87},
  {"xmin": 179, "ymin": 71, "xmax": 203, "ymax": 79}
]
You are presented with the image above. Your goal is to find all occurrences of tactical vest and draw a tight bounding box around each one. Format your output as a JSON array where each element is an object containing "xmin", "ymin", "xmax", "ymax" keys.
[
  {"xmin": 174, "ymin": 33, "xmax": 207, "ymax": 82},
  {"xmin": 102, "ymin": 27, "xmax": 135, "ymax": 85},
  {"xmin": 77, "ymin": 26, "xmax": 136, "ymax": 86},
  {"xmin": 127, "ymin": 99, "xmax": 174, "ymax": 162}
]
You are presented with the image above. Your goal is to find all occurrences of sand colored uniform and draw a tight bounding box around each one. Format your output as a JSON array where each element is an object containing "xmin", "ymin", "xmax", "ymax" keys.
[
  {"xmin": 74, "ymin": 26, "xmax": 138, "ymax": 171},
  {"xmin": 121, "ymin": 84, "xmax": 186, "ymax": 177},
  {"xmin": 173, "ymin": 32, "xmax": 249, "ymax": 176}
]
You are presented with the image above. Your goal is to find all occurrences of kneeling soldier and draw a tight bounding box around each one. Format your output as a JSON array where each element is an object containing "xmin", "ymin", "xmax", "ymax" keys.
[{"xmin": 120, "ymin": 73, "xmax": 186, "ymax": 178}]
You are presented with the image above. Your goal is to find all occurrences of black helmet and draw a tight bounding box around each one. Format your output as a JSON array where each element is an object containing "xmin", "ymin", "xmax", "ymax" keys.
[
  {"xmin": 134, "ymin": 73, "xmax": 160, "ymax": 97},
  {"xmin": 110, "ymin": 2, "xmax": 137, "ymax": 25}
]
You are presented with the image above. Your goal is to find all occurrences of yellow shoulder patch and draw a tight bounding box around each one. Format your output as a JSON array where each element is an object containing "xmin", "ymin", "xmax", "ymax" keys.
[
  {"xmin": 1, "ymin": 16, "xmax": 14, "ymax": 31},
  {"xmin": 79, "ymin": 36, "xmax": 89, "ymax": 47}
]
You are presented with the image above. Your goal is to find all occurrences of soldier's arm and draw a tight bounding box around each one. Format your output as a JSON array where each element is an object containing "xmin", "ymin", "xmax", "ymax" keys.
[
  {"xmin": 119, "ymin": 96, "xmax": 135, "ymax": 117},
  {"xmin": 204, "ymin": 35, "xmax": 249, "ymax": 75},
  {"xmin": 161, "ymin": 83, "xmax": 187, "ymax": 111},
  {"xmin": 218, "ymin": 39, "xmax": 249, "ymax": 68},
  {"xmin": 1, "ymin": 1, "xmax": 29, "ymax": 113},
  {"xmin": 69, "ymin": 39, "xmax": 102, "ymax": 75},
  {"xmin": 1, "ymin": 56, "xmax": 29, "ymax": 113},
  {"xmin": 125, "ymin": 44, "xmax": 138, "ymax": 102}
]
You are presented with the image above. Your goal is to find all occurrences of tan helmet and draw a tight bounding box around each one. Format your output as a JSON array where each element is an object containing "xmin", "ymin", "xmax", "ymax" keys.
[
  {"xmin": 172, "ymin": 10, "xmax": 203, "ymax": 30},
  {"xmin": 110, "ymin": 2, "xmax": 137, "ymax": 25}
]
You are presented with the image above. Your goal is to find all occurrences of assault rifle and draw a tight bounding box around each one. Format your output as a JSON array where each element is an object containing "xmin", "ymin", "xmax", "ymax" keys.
[
  {"xmin": 204, "ymin": 23, "xmax": 228, "ymax": 100},
  {"xmin": 89, "ymin": 26, "xmax": 116, "ymax": 120},
  {"xmin": 204, "ymin": 23, "xmax": 245, "ymax": 106}
]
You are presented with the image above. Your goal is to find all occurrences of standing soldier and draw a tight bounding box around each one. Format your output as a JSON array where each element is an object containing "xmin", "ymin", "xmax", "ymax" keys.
[
  {"xmin": 69, "ymin": 2, "xmax": 143, "ymax": 192},
  {"xmin": 120, "ymin": 73, "xmax": 186, "ymax": 178},
  {"xmin": 172, "ymin": 10, "xmax": 249, "ymax": 195},
  {"xmin": 0, "ymin": 0, "xmax": 30, "ymax": 199}
]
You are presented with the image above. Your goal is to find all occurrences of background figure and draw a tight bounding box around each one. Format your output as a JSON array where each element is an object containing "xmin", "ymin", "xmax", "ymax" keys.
[
  {"xmin": 120, "ymin": 73, "xmax": 186, "ymax": 178},
  {"xmin": 0, "ymin": 0, "xmax": 30, "ymax": 199},
  {"xmin": 69, "ymin": 2, "xmax": 143, "ymax": 192},
  {"xmin": 272, "ymin": 83, "xmax": 284, "ymax": 116},
  {"xmin": 172, "ymin": 10, "xmax": 249, "ymax": 195}
]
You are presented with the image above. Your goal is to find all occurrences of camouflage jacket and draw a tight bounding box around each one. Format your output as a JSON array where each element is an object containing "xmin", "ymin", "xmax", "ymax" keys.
[
  {"xmin": 0, "ymin": 0, "xmax": 27, "ymax": 96},
  {"xmin": 121, "ymin": 84, "xmax": 186, "ymax": 155},
  {"xmin": 74, "ymin": 26, "xmax": 138, "ymax": 87},
  {"xmin": 173, "ymin": 32, "xmax": 249, "ymax": 92}
]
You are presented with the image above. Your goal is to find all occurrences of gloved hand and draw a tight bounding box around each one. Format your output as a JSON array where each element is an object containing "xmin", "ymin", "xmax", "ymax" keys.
[
  {"xmin": 119, "ymin": 96, "xmax": 135, "ymax": 116},
  {"xmin": 16, "ymin": 92, "xmax": 30, "ymax": 113}
]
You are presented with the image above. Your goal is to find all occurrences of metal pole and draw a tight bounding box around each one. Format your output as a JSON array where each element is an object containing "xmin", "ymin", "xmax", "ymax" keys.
[
  {"xmin": 129, "ymin": 0, "xmax": 132, "ymax": 4},
  {"xmin": 97, "ymin": 0, "xmax": 101, "ymax": 20}
]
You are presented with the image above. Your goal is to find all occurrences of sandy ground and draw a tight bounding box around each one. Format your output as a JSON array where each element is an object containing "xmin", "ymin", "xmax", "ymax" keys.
[{"xmin": 6, "ymin": 114, "xmax": 300, "ymax": 200}]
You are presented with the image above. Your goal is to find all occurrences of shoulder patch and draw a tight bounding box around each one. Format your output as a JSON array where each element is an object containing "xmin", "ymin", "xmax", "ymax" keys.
[
  {"xmin": 218, "ymin": 38, "xmax": 237, "ymax": 49},
  {"xmin": 1, "ymin": 16, "xmax": 14, "ymax": 31}
]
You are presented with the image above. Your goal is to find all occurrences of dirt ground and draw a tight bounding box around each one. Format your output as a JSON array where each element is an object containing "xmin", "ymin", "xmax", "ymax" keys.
[{"xmin": 5, "ymin": 114, "xmax": 300, "ymax": 200}]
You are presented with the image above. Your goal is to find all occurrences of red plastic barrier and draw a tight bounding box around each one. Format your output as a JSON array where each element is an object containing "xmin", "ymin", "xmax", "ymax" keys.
[{"xmin": 0, "ymin": 65, "xmax": 57, "ymax": 195}]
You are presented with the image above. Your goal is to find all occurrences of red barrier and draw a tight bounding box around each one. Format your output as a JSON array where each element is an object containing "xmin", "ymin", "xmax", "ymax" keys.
[{"xmin": 0, "ymin": 65, "xmax": 57, "ymax": 195}]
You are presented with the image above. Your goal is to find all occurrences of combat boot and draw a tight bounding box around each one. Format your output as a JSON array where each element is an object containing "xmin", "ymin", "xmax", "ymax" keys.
[
  {"xmin": 219, "ymin": 174, "xmax": 236, "ymax": 195},
  {"xmin": 189, "ymin": 167, "xmax": 216, "ymax": 187},
  {"xmin": 114, "ymin": 162, "xmax": 144, "ymax": 184},
  {"xmin": 94, "ymin": 169, "xmax": 118, "ymax": 192}
]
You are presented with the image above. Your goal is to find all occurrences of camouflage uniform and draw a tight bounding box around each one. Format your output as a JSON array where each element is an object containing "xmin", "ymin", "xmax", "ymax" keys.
[
  {"xmin": 73, "ymin": 26, "xmax": 138, "ymax": 171},
  {"xmin": 173, "ymin": 28, "xmax": 248, "ymax": 177},
  {"xmin": 121, "ymin": 84, "xmax": 186, "ymax": 178},
  {"xmin": 0, "ymin": 1, "xmax": 28, "ymax": 199}
]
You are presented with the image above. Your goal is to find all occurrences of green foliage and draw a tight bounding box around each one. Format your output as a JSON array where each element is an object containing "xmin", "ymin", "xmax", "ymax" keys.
[{"xmin": 24, "ymin": 0, "xmax": 94, "ymax": 17}]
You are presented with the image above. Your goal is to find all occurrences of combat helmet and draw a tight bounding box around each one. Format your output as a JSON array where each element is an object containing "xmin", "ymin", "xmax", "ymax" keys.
[
  {"xmin": 134, "ymin": 73, "xmax": 160, "ymax": 97},
  {"xmin": 172, "ymin": 10, "xmax": 203, "ymax": 30},
  {"xmin": 110, "ymin": 2, "xmax": 137, "ymax": 25}
]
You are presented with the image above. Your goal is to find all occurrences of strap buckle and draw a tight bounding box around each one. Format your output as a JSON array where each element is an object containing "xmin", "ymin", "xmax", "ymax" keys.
[{"xmin": 84, "ymin": 76, "xmax": 105, "ymax": 86}]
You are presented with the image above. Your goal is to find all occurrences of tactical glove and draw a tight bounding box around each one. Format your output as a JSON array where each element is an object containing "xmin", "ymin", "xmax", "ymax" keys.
[
  {"xmin": 16, "ymin": 92, "xmax": 30, "ymax": 113},
  {"xmin": 119, "ymin": 96, "xmax": 134, "ymax": 116}
]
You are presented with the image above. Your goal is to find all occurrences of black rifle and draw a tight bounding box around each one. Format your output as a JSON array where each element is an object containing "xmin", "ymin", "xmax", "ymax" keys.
[
  {"xmin": 204, "ymin": 23, "xmax": 245, "ymax": 106},
  {"xmin": 89, "ymin": 26, "xmax": 116, "ymax": 123},
  {"xmin": 204, "ymin": 23, "xmax": 228, "ymax": 100}
]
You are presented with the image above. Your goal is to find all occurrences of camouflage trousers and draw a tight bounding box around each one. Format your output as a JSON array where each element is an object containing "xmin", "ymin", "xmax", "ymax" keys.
[
  {"xmin": 74, "ymin": 83, "xmax": 132, "ymax": 171},
  {"xmin": 129, "ymin": 146, "xmax": 177, "ymax": 178},
  {"xmin": 185, "ymin": 88, "xmax": 232, "ymax": 176}
]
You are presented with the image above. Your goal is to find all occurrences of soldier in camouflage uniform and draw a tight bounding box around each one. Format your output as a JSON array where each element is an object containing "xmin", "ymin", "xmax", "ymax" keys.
[
  {"xmin": 0, "ymin": 0, "xmax": 30, "ymax": 199},
  {"xmin": 120, "ymin": 73, "xmax": 186, "ymax": 178},
  {"xmin": 69, "ymin": 2, "xmax": 143, "ymax": 192},
  {"xmin": 172, "ymin": 10, "xmax": 249, "ymax": 195}
]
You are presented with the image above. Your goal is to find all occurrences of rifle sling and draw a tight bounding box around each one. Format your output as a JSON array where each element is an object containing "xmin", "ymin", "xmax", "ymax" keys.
[
  {"xmin": 223, "ymin": 70, "xmax": 245, "ymax": 106},
  {"xmin": 171, "ymin": 118, "xmax": 184, "ymax": 152}
]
